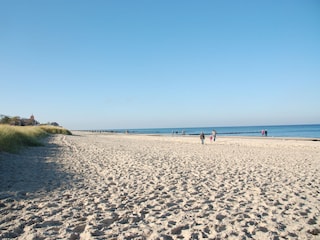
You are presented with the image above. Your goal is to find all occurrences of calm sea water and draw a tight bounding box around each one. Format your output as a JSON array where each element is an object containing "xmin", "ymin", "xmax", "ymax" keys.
[{"xmin": 107, "ymin": 124, "xmax": 320, "ymax": 138}]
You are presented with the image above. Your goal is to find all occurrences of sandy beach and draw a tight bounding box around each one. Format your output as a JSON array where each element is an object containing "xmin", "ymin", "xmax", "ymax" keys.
[{"xmin": 0, "ymin": 132, "xmax": 319, "ymax": 239}]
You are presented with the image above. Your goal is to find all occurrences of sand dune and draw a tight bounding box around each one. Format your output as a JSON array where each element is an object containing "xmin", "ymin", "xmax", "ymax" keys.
[{"xmin": 0, "ymin": 132, "xmax": 319, "ymax": 239}]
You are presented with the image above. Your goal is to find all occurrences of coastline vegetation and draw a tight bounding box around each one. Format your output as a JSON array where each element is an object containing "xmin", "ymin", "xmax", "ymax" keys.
[
  {"xmin": 0, "ymin": 125, "xmax": 72, "ymax": 153},
  {"xmin": 39, "ymin": 125, "xmax": 72, "ymax": 135}
]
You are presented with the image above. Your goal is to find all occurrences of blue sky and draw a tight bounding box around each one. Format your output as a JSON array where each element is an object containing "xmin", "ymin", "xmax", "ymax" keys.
[{"xmin": 1, "ymin": 1, "xmax": 319, "ymax": 130}]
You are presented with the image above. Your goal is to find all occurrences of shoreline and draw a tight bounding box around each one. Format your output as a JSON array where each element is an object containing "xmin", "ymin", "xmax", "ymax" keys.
[
  {"xmin": 1, "ymin": 132, "xmax": 319, "ymax": 239},
  {"xmin": 73, "ymin": 130, "xmax": 320, "ymax": 141},
  {"xmin": 73, "ymin": 123, "xmax": 320, "ymax": 139}
]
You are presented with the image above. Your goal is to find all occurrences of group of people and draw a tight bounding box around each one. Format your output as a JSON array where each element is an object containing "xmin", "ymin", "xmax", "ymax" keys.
[
  {"xmin": 200, "ymin": 129, "xmax": 268, "ymax": 143},
  {"xmin": 261, "ymin": 129, "xmax": 268, "ymax": 137},
  {"xmin": 200, "ymin": 130, "xmax": 216, "ymax": 144}
]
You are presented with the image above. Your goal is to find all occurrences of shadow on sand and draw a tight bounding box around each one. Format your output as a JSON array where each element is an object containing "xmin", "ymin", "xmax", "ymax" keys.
[{"xmin": 0, "ymin": 136, "xmax": 76, "ymax": 200}]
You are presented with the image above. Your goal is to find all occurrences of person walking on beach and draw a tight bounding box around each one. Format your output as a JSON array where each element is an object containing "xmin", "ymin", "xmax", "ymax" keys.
[
  {"xmin": 200, "ymin": 132, "xmax": 205, "ymax": 144},
  {"xmin": 212, "ymin": 129, "xmax": 217, "ymax": 141}
]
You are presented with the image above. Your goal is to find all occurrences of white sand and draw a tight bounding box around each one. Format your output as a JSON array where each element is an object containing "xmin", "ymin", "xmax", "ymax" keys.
[{"xmin": 0, "ymin": 132, "xmax": 319, "ymax": 239}]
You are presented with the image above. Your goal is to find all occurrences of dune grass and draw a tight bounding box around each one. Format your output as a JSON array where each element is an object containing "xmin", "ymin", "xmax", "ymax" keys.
[
  {"xmin": 0, "ymin": 125, "xmax": 72, "ymax": 153},
  {"xmin": 39, "ymin": 125, "xmax": 72, "ymax": 135}
]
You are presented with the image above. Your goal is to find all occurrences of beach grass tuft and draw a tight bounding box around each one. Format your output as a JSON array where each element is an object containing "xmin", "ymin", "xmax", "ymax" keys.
[
  {"xmin": 39, "ymin": 125, "xmax": 72, "ymax": 135},
  {"xmin": 0, "ymin": 125, "xmax": 72, "ymax": 153}
]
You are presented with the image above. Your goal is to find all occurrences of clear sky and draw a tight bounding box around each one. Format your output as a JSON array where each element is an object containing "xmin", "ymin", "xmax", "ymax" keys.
[{"xmin": 1, "ymin": 1, "xmax": 319, "ymax": 130}]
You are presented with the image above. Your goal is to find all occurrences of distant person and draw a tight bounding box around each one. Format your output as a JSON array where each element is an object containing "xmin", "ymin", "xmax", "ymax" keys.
[
  {"xmin": 265, "ymin": 129, "xmax": 268, "ymax": 137},
  {"xmin": 212, "ymin": 129, "xmax": 217, "ymax": 141},
  {"xmin": 261, "ymin": 129, "xmax": 265, "ymax": 136},
  {"xmin": 200, "ymin": 132, "xmax": 205, "ymax": 144}
]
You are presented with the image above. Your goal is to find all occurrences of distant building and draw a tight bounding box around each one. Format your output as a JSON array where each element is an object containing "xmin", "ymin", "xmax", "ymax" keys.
[
  {"xmin": 30, "ymin": 114, "xmax": 35, "ymax": 122},
  {"xmin": 10, "ymin": 114, "xmax": 39, "ymax": 126}
]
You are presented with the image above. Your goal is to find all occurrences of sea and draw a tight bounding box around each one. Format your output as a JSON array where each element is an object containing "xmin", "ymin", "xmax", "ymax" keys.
[{"xmin": 105, "ymin": 124, "xmax": 320, "ymax": 139}]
